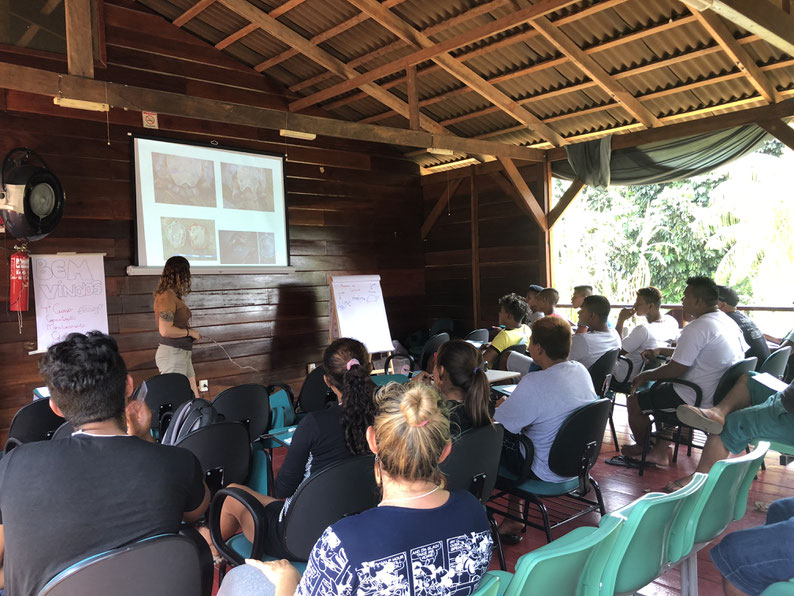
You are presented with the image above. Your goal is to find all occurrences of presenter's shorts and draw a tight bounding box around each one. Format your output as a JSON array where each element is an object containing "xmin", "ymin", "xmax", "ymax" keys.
[{"xmin": 155, "ymin": 344, "xmax": 195, "ymax": 378}]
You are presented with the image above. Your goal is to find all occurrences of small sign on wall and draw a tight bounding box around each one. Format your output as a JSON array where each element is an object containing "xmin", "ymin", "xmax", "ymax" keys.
[{"xmin": 142, "ymin": 111, "xmax": 159, "ymax": 129}]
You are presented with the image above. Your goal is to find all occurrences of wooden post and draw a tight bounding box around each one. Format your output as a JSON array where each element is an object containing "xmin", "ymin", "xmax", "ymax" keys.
[
  {"xmin": 406, "ymin": 65, "xmax": 420, "ymax": 131},
  {"xmin": 64, "ymin": 0, "xmax": 94, "ymax": 78},
  {"xmin": 470, "ymin": 171, "xmax": 480, "ymax": 329},
  {"xmin": 541, "ymin": 159, "xmax": 553, "ymax": 288}
]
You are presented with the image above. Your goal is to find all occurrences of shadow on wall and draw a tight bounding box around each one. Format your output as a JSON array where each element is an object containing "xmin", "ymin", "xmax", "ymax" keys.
[{"xmin": 271, "ymin": 283, "xmax": 322, "ymax": 370}]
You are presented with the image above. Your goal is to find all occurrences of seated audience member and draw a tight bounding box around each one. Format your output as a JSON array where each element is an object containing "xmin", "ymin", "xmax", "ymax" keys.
[
  {"xmin": 494, "ymin": 316, "xmax": 597, "ymax": 541},
  {"xmin": 622, "ymin": 276, "xmax": 747, "ymax": 466},
  {"xmin": 571, "ymin": 285, "xmax": 593, "ymax": 333},
  {"xmin": 529, "ymin": 287, "xmax": 561, "ymax": 319},
  {"xmin": 0, "ymin": 332, "xmax": 210, "ymax": 595},
  {"xmin": 211, "ymin": 338, "xmax": 375, "ymax": 559},
  {"xmin": 432, "ymin": 339, "xmax": 492, "ymax": 435},
  {"xmin": 710, "ymin": 496, "xmax": 794, "ymax": 596},
  {"xmin": 669, "ymin": 373, "xmax": 794, "ymax": 490},
  {"xmin": 525, "ymin": 284, "xmax": 545, "ymax": 324},
  {"xmin": 482, "ymin": 293, "xmax": 530, "ymax": 368},
  {"xmin": 218, "ymin": 382, "xmax": 493, "ymax": 596},
  {"xmin": 718, "ymin": 285, "xmax": 771, "ymax": 369},
  {"xmin": 568, "ymin": 295, "xmax": 621, "ymax": 369},
  {"xmin": 614, "ymin": 287, "xmax": 680, "ymax": 382}
]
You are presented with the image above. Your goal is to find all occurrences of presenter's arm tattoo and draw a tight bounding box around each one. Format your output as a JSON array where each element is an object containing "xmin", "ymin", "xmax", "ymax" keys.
[{"xmin": 159, "ymin": 311, "xmax": 175, "ymax": 322}]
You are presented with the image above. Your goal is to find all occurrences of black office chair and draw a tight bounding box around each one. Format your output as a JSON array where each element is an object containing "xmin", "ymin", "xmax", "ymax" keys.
[
  {"xmin": 4, "ymin": 399, "xmax": 65, "ymax": 454},
  {"xmin": 441, "ymin": 423, "xmax": 506, "ymax": 570},
  {"xmin": 133, "ymin": 373, "xmax": 194, "ymax": 439},
  {"xmin": 588, "ymin": 348, "xmax": 620, "ymax": 451},
  {"xmin": 760, "ymin": 347, "xmax": 791, "ymax": 380},
  {"xmin": 638, "ymin": 357, "xmax": 758, "ymax": 476},
  {"xmin": 382, "ymin": 353, "xmax": 416, "ymax": 377},
  {"xmin": 419, "ymin": 332, "xmax": 450, "ymax": 372},
  {"xmin": 464, "ymin": 328, "xmax": 490, "ymax": 343},
  {"xmin": 296, "ymin": 365, "xmax": 334, "ymax": 413},
  {"xmin": 211, "ymin": 384, "xmax": 271, "ymax": 442},
  {"xmin": 175, "ymin": 421, "xmax": 251, "ymax": 494},
  {"xmin": 489, "ymin": 399, "xmax": 610, "ymax": 543},
  {"xmin": 51, "ymin": 421, "xmax": 74, "ymax": 440},
  {"xmin": 210, "ymin": 454, "xmax": 379, "ymax": 565},
  {"xmin": 38, "ymin": 529, "xmax": 213, "ymax": 596}
]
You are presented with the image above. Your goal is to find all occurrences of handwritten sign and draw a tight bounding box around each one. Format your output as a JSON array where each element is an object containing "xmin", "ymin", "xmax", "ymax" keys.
[
  {"xmin": 330, "ymin": 275, "xmax": 393, "ymax": 353},
  {"xmin": 31, "ymin": 254, "xmax": 109, "ymax": 351}
]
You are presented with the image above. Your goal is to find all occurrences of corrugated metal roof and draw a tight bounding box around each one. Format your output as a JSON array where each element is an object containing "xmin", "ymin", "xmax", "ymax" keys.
[{"xmin": 135, "ymin": 0, "xmax": 794, "ymax": 170}]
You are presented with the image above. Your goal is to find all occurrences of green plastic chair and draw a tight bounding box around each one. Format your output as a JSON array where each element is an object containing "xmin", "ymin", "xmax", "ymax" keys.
[
  {"xmin": 485, "ymin": 514, "xmax": 624, "ymax": 596},
  {"xmin": 679, "ymin": 442, "xmax": 770, "ymax": 596},
  {"xmin": 761, "ymin": 579, "xmax": 794, "ymax": 596},
  {"xmin": 595, "ymin": 474, "xmax": 707, "ymax": 596},
  {"xmin": 471, "ymin": 573, "xmax": 500, "ymax": 596}
]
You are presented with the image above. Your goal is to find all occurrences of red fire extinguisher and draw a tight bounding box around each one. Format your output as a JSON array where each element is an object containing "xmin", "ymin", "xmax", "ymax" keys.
[{"xmin": 10, "ymin": 248, "xmax": 30, "ymax": 312}]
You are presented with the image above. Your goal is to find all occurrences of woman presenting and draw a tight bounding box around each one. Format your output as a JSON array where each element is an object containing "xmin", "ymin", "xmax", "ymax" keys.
[{"xmin": 154, "ymin": 256, "xmax": 201, "ymax": 398}]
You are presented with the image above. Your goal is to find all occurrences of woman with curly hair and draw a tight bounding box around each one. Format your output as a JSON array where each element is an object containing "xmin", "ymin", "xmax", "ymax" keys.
[
  {"xmin": 210, "ymin": 338, "xmax": 376, "ymax": 559},
  {"xmin": 153, "ymin": 256, "xmax": 201, "ymax": 398}
]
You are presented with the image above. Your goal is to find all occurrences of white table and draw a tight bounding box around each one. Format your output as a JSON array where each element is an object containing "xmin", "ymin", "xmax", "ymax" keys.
[{"xmin": 485, "ymin": 370, "xmax": 521, "ymax": 385}]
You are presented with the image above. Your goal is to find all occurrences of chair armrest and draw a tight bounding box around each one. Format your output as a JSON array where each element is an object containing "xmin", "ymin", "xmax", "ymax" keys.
[
  {"xmin": 650, "ymin": 378, "xmax": 703, "ymax": 407},
  {"xmin": 384, "ymin": 354, "xmax": 416, "ymax": 377},
  {"xmin": 615, "ymin": 355, "xmax": 633, "ymax": 384},
  {"xmin": 209, "ymin": 487, "xmax": 269, "ymax": 566},
  {"xmin": 267, "ymin": 383, "xmax": 296, "ymax": 408},
  {"xmin": 502, "ymin": 430, "xmax": 536, "ymax": 483}
]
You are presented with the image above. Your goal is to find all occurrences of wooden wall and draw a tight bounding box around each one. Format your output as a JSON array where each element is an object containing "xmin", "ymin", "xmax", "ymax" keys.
[
  {"xmin": 422, "ymin": 163, "xmax": 548, "ymax": 335},
  {"xmin": 0, "ymin": 0, "xmax": 424, "ymax": 440}
]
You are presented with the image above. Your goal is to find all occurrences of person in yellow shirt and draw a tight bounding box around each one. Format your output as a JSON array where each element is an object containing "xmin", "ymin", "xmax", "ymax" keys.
[{"xmin": 483, "ymin": 293, "xmax": 530, "ymax": 368}]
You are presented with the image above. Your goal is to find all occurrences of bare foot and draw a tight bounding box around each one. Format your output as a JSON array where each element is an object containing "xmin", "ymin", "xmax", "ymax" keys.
[
  {"xmin": 644, "ymin": 447, "xmax": 672, "ymax": 467},
  {"xmin": 621, "ymin": 443, "xmax": 644, "ymax": 458},
  {"xmin": 498, "ymin": 520, "xmax": 525, "ymax": 536},
  {"xmin": 197, "ymin": 525, "xmax": 219, "ymax": 558},
  {"xmin": 662, "ymin": 475, "xmax": 693, "ymax": 493}
]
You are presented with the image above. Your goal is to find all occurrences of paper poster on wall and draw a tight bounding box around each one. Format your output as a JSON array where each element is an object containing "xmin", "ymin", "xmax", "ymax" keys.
[
  {"xmin": 330, "ymin": 275, "xmax": 393, "ymax": 354},
  {"xmin": 31, "ymin": 254, "xmax": 109, "ymax": 352}
]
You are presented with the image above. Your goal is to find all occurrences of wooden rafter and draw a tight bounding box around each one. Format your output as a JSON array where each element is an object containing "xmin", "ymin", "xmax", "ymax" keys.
[
  {"xmin": 173, "ymin": 0, "xmax": 216, "ymax": 27},
  {"xmin": 0, "ymin": 61, "xmax": 545, "ymax": 161},
  {"xmin": 683, "ymin": 0, "xmax": 794, "ymax": 57},
  {"xmin": 64, "ymin": 0, "xmax": 93, "ymax": 78},
  {"xmin": 406, "ymin": 65, "xmax": 419, "ymax": 131},
  {"xmin": 215, "ymin": 0, "xmax": 448, "ymax": 136},
  {"xmin": 213, "ymin": 0, "xmax": 307, "ymax": 51},
  {"xmin": 529, "ymin": 16, "xmax": 661, "ymax": 128},
  {"xmin": 287, "ymin": 0, "xmax": 579, "ymax": 114},
  {"xmin": 17, "ymin": 26, "xmax": 41, "ymax": 48},
  {"xmin": 759, "ymin": 119, "xmax": 794, "ymax": 151},
  {"xmin": 498, "ymin": 158, "xmax": 548, "ymax": 230},
  {"xmin": 548, "ymin": 179, "xmax": 585, "ymax": 228},
  {"xmin": 690, "ymin": 8, "xmax": 781, "ymax": 104},
  {"xmin": 421, "ymin": 178, "xmax": 463, "ymax": 239}
]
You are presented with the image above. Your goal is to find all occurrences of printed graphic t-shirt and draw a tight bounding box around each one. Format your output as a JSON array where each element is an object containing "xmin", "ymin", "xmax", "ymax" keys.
[{"xmin": 296, "ymin": 490, "xmax": 492, "ymax": 596}]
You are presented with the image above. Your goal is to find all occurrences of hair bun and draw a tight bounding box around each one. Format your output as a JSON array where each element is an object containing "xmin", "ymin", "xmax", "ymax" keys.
[{"xmin": 399, "ymin": 385, "xmax": 436, "ymax": 428}]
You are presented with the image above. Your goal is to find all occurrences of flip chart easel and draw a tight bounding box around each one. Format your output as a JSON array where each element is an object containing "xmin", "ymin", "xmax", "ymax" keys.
[{"xmin": 329, "ymin": 275, "xmax": 393, "ymax": 354}]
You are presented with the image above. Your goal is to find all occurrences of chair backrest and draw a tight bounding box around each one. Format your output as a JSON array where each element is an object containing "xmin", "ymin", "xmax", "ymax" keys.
[
  {"xmin": 684, "ymin": 442, "xmax": 769, "ymax": 548},
  {"xmin": 175, "ymin": 421, "xmax": 251, "ymax": 492},
  {"xmin": 211, "ymin": 384, "xmax": 271, "ymax": 442},
  {"xmin": 296, "ymin": 365, "xmax": 334, "ymax": 413},
  {"xmin": 281, "ymin": 454, "xmax": 379, "ymax": 560},
  {"xmin": 503, "ymin": 515, "xmax": 624, "ymax": 596},
  {"xmin": 420, "ymin": 332, "xmax": 450, "ymax": 372},
  {"xmin": 505, "ymin": 351, "xmax": 533, "ymax": 375},
  {"xmin": 267, "ymin": 383, "xmax": 297, "ymax": 429},
  {"xmin": 383, "ymin": 353, "xmax": 415, "ymax": 376},
  {"xmin": 161, "ymin": 398, "xmax": 222, "ymax": 446},
  {"xmin": 5, "ymin": 399, "xmax": 65, "ymax": 453},
  {"xmin": 588, "ymin": 349, "xmax": 620, "ymax": 398},
  {"xmin": 597, "ymin": 474, "xmax": 708, "ymax": 594},
  {"xmin": 494, "ymin": 343, "xmax": 528, "ymax": 370},
  {"xmin": 472, "ymin": 573, "xmax": 500, "ymax": 596},
  {"xmin": 136, "ymin": 373, "xmax": 193, "ymax": 435},
  {"xmin": 38, "ymin": 532, "xmax": 211, "ymax": 596},
  {"xmin": 465, "ymin": 328, "xmax": 490, "ymax": 343},
  {"xmin": 761, "ymin": 347, "xmax": 791, "ymax": 380},
  {"xmin": 548, "ymin": 399, "xmax": 611, "ymax": 482},
  {"xmin": 712, "ymin": 357, "xmax": 758, "ymax": 406},
  {"xmin": 429, "ymin": 317, "xmax": 454, "ymax": 337},
  {"xmin": 50, "ymin": 421, "xmax": 75, "ymax": 441},
  {"xmin": 441, "ymin": 423, "xmax": 504, "ymax": 504}
]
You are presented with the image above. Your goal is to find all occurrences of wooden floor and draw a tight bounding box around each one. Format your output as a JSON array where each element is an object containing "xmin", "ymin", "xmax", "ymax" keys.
[{"xmin": 491, "ymin": 401, "xmax": 794, "ymax": 595}]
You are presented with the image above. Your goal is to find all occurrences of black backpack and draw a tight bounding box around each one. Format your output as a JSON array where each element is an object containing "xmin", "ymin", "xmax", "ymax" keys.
[{"xmin": 160, "ymin": 398, "xmax": 223, "ymax": 446}]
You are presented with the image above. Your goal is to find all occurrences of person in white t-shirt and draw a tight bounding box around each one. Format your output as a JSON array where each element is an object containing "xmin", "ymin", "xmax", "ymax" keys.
[
  {"xmin": 622, "ymin": 276, "xmax": 747, "ymax": 466},
  {"xmin": 569, "ymin": 295, "xmax": 622, "ymax": 370},
  {"xmin": 494, "ymin": 316, "xmax": 597, "ymax": 542},
  {"xmin": 614, "ymin": 287, "xmax": 680, "ymax": 382}
]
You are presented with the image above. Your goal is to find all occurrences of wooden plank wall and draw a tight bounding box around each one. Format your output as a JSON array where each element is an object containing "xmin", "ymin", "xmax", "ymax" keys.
[
  {"xmin": 0, "ymin": 0, "xmax": 424, "ymax": 441},
  {"xmin": 422, "ymin": 164, "xmax": 546, "ymax": 335}
]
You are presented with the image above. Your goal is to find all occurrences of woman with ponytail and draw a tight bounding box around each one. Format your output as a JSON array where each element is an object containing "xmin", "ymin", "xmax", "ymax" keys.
[
  {"xmin": 220, "ymin": 382, "xmax": 493, "ymax": 596},
  {"xmin": 210, "ymin": 338, "xmax": 376, "ymax": 560},
  {"xmin": 433, "ymin": 339, "xmax": 492, "ymax": 435}
]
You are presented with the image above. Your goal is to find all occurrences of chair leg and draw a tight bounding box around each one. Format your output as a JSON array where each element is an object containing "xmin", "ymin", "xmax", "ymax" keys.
[
  {"xmin": 687, "ymin": 553, "xmax": 699, "ymax": 596},
  {"xmin": 489, "ymin": 515, "xmax": 506, "ymax": 571},
  {"xmin": 609, "ymin": 412, "xmax": 620, "ymax": 452},
  {"xmin": 639, "ymin": 424, "xmax": 653, "ymax": 477},
  {"xmin": 526, "ymin": 494, "xmax": 553, "ymax": 543},
  {"xmin": 265, "ymin": 449, "xmax": 274, "ymax": 497},
  {"xmin": 672, "ymin": 426, "xmax": 682, "ymax": 463},
  {"xmin": 590, "ymin": 476, "xmax": 606, "ymax": 515}
]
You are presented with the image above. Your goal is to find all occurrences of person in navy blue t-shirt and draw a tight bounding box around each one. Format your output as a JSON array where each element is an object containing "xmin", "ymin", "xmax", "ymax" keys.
[{"xmin": 218, "ymin": 382, "xmax": 493, "ymax": 596}]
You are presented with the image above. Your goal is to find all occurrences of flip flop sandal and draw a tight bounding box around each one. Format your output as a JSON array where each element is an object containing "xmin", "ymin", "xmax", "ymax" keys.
[
  {"xmin": 676, "ymin": 405, "xmax": 724, "ymax": 435},
  {"xmin": 498, "ymin": 533, "xmax": 523, "ymax": 545},
  {"xmin": 662, "ymin": 478, "xmax": 691, "ymax": 493},
  {"xmin": 605, "ymin": 454, "xmax": 644, "ymax": 468}
]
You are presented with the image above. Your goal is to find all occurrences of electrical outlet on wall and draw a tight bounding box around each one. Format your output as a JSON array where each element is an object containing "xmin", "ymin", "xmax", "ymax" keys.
[
  {"xmin": 307, "ymin": 363, "xmax": 316, "ymax": 374},
  {"xmin": 199, "ymin": 379, "xmax": 209, "ymax": 392}
]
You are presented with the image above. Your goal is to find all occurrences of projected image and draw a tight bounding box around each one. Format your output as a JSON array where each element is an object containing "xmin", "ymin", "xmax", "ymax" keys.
[
  {"xmin": 219, "ymin": 231, "xmax": 276, "ymax": 264},
  {"xmin": 152, "ymin": 153, "xmax": 216, "ymax": 207},
  {"xmin": 161, "ymin": 217, "xmax": 217, "ymax": 261},
  {"xmin": 221, "ymin": 163, "xmax": 274, "ymax": 212}
]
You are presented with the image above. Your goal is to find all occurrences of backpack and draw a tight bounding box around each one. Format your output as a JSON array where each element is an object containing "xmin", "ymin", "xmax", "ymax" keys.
[{"xmin": 160, "ymin": 398, "xmax": 223, "ymax": 446}]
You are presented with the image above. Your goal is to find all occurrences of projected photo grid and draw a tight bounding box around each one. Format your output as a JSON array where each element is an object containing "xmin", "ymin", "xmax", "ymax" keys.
[{"xmin": 135, "ymin": 139, "xmax": 287, "ymax": 268}]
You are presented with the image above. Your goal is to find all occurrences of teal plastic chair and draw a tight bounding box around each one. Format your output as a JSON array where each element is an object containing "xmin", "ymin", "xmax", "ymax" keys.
[
  {"xmin": 679, "ymin": 442, "xmax": 770, "ymax": 596},
  {"xmin": 471, "ymin": 573, "xmax": 500, "ymax": 596},
  {"xmin": 762, "ymin": 579, "xmax": 794, "ymax": 596},
  {"xmin": 486, "ymin": 514, "xmax": 624, "ymax": 596},
  {"xmin": 595, "ymin": 474, "xmax": 707, "ymax": 595},
  {"xmin": 254, "ymin": 384, "xmax": 299, "ymax": 495}
]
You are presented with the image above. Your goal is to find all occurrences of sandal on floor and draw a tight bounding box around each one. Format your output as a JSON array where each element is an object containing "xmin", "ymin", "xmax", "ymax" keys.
[
  {"xmin": 498, "ymin": 532, "xmax": 523, "ymax": 546},
  {"xmin": 662, "ymin": 478, "xmax": 692, "ymax": 493},
  {"xmin": 605, "ymin": 454, "xmax": 647, "ymax": 469}
]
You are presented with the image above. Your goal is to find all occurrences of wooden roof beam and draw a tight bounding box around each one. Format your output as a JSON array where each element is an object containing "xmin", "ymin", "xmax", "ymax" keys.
[
  {"xmin": 682, "ymin": 0, "xmax": 794, "ymax": 57},
  {"xmin": 690, "ymin": 8, "xmax": 781, "ymax": 103},
  {"xmin": 759, "ymin": 119, "xmax": 794, "ymax": 151},
  {"xmin": 173, "ymin": 0, "xmax": 216, "ymax": 27},
  {"xmin": 421, "ymin": 178, "xmax": 463, "ymax": 239},
  {"xmin": 214, "ymin": 0, "xmax": 308, "ymax": 51},
  {"xmin": 529, "ymin": 16, "xmax": 661, "ymax": 129},
  {"xmin": 497, "ymin": 158, "xmax": 548, "ymax": 230},
  {"xmin": 64, "ymin": 0, "xmax": 93, "ymax": 78},
  {"xmin": 548, "ymin": 179, "xmax": 585, "ymax": 228}
]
